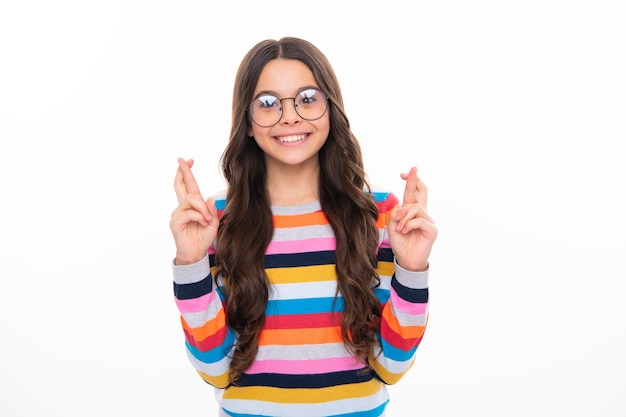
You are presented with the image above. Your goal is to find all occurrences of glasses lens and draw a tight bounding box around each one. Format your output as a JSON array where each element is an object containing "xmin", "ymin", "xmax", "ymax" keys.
[
  {"xmin": 249, "ymin": 89, "xmax": 328, "ymax": 127},
  {"xmin": 249, "ymin": 94, "xmax": 281, "ymax": 127},
  {"xmin": 294, "ymin": 88, "xmax": 327, "ymax": 121}
]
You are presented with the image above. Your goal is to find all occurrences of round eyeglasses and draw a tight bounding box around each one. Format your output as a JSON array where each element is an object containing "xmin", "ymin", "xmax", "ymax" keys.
[{"xmin": 248, "ymin": 88, "xmax": 329, "ymax": 127}]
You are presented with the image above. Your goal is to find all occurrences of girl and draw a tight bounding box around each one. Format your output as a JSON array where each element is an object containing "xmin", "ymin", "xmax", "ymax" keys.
[{"xmin": 170, "ymin": 37, "xmax": 437, "ymax": 417}]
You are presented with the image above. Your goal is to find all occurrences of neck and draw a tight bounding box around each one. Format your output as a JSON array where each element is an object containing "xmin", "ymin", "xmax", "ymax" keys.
[{"xmin": 266, "ymin": 160, "xmax": 320, "ymax": 206}]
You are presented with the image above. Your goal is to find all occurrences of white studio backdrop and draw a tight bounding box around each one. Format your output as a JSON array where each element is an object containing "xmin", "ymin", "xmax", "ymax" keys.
[{"xmin": 1, "ymin": 1, "xmax": 625, "ymax": 416}]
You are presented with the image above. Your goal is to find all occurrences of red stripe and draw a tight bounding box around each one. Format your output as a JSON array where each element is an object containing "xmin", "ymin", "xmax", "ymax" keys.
[
  {"xmin": 380, "ymin": 319, "xmax": 422, "ymax": 351},
  {"xmin": 264, "ymin": 312, "xmax": 342, "ymax": 330},
  {"xmin": 184, "ymin": 325, "xmax": 229, "ymax": 351}
]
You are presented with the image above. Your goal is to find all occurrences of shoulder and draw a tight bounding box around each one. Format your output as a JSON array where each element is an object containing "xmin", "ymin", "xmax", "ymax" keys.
[
  {"xmin": 367, "ymin": 185, "xmax": 400, "ymax": 212},
  {"xmin": 210, "ymin": 189, "xmax": 228, "ymax": 217}
]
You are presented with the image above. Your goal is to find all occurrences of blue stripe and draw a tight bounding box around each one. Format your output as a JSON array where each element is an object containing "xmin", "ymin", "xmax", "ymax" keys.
[
  {"xmin": 373, "ymin": 287, "xmax": 390, "ymax": 304},
  {"xmin": 222, "ymin": 400, "xmax": 388, "ymax": 417},
  {"xmin": 215, "ymin": 199, "xmax": 227, "ymax": 210},
  {"xmin": 331, "ymin": 401, "xmax": 389, "ymax": 417},
  {"xmin": 266, "ymin": 297, "xmax": 344, "ymax": 315},
  {"xmin": 380, "ymin": 337, "xmax": 418, "ymax": 362},
  {"xmin": 371, "ymin": 191, "xmax": 390, "ymax": 202}
]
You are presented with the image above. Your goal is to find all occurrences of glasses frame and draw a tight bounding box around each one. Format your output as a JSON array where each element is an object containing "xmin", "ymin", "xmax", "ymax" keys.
[{"xmin": 248, "ymin": 88, "xmax": 329, "ymax": 128}]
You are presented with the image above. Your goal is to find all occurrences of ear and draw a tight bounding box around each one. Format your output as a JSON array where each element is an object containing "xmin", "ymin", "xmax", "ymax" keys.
[{"xmin": 247, "ymin": 126, "xmax": 254, "ymax": 137}]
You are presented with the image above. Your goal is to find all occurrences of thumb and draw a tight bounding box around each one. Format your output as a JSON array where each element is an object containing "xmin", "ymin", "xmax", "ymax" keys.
[
  {"xmin": 206, "ymin": 198, "xmax": 220, "ymax": 229},
  {"xmin": 387, "ymin": 204, "xmax": 401, "ymax": 234}
]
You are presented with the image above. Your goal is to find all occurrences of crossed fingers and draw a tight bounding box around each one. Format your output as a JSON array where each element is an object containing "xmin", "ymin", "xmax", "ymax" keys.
[
  {"xmin": 174, "ymin": 157, "xmax": 202, "ymax": 202},
  {"xmin": 401, "ymin": 166, "xmax": 428, "ymax": 210}
]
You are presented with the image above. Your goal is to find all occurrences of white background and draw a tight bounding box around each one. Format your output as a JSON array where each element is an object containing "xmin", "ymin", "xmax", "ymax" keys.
[{"xmin": 1, "ymin": 1, "xmax": 625, "ymax": 416}]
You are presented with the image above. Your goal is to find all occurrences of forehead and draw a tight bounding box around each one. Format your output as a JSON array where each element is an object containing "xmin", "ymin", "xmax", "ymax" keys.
[{"xmin": 254, "ymin": 58, "xmax": 318, "ymax": 95}]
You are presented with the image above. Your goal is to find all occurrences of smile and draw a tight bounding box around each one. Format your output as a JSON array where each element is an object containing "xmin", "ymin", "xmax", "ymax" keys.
[{"xmin": 276, "ymin": 134, "xmax": 308, "ymax": 143}]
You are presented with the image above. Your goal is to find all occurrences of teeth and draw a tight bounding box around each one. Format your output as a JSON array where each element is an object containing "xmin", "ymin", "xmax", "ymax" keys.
[{"xmin": 277, "ymin": 134, "xmax": 306, "ymax": 143}]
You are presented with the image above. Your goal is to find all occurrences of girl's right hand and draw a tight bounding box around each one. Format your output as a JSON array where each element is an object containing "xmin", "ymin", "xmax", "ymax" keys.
[{"xmin": 169, "ymin": 157, "xmax": 219, "ymax": 265}]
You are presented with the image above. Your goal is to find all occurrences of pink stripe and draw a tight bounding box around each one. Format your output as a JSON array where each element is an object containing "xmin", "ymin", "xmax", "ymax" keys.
[
  {"xmin": 266, "ymin": 237, "xmax": 336, "ymax": 254},
  {"xmin": 391, "ymin": 290, "xmax": 428, "ymax": 315},
  {"xmin": 379, "ymin": 238, "xmax": 391, "ymax": 249},
  {"xmin": 246, "ymin": 356, "xmax": 363, "ymax": 375},
  {"xmin": 175, "ymin": 292, "xmax": 215, "ymax": 313}
]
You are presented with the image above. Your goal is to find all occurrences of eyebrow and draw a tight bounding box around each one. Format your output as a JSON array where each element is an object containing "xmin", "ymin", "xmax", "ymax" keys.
[{"xmin": 253, "ymin": 85, "xmax": 321, "ymax": 99}]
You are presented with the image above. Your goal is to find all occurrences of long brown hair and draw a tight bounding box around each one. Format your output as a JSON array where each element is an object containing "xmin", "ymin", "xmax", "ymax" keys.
[{"xmin": 215, "ymin": 37, "xmax": 381, "ymax": 383}]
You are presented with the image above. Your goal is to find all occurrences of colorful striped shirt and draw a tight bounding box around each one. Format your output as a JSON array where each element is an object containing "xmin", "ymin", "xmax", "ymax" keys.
[{"xmin": 172, "ymin": 188, "xmax": 429, "ymax": 417}]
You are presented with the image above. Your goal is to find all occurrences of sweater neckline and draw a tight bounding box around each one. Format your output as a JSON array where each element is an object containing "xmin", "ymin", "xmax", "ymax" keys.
[{"xmin": 271, "ymin": 200, "xmax": 321, "ymax": 215}]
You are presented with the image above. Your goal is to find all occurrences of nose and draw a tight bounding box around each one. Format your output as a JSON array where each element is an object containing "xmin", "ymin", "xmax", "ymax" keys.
[{"xmin": 279, "ymin": 98, "xmax": 301, "ymax": 125}]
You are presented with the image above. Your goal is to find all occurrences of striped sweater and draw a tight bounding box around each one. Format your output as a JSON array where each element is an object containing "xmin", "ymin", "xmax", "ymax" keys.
[{"xmin": 172, "ymin": 189, "xmax": 429, "ymax": 417}]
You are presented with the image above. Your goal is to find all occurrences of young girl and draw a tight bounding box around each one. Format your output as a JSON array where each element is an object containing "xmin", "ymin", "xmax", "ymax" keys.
[{"xmin": 170, "ymin": 37, "xmax": 437, "ymax": 417}]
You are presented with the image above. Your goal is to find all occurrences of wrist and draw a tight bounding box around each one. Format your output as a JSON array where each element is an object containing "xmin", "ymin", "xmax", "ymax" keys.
[
  {"xmin": 396, "ymin": 260, "xmax": 429, "ymax": 273},
  {"xmin": 174, "ymin": 253, "xmax": 205, "ymax": 266}
]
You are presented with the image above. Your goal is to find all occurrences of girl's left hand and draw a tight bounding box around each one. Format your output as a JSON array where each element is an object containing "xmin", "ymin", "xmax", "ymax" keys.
[{"xmin": 388, "ymin": 166, "xmax": 438, "ymax": 272}]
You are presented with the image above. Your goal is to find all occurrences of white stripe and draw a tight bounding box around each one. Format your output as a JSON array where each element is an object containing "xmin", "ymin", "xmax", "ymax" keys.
[
  {"xmin": 272, "ymin": 224, "xmax": 335, "ymax": 241},
  {"xmin": 219, "ymin": 387, "xmax": 389, "ymax": 417},
  {"xmin": 371, "ymin": 345, "xmax": 414, "ymax": 374},
  {"xmin": 270, "ymin": 280, "xmax": 338, "ymax": 300},
  {"xmin": 255, "ymin": 343, "xmax": 352, "ymax": 360},
  {"xmin": 186, "ymin": 349, "xmax": 232, "ymax": 375}
]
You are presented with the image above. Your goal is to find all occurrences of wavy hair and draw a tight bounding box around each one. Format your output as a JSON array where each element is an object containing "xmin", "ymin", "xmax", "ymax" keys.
[{"xmin": 215, "ymin": 37, "xmax": 381, "ymax": 383}]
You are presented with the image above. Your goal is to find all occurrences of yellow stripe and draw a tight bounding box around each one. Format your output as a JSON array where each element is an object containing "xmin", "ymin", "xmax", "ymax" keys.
[
  {"xmin": 223, "ymin": 378, "xmax": 382, "ymax": 402},
  {"xmin": 369, "ymin": 354, "xmax": 413, "ymax": 385},
  {"xmin": 198, "ymin": 370, "xmax": 230, "ymax": 389},
  {"xmin": 377, "ymin": 261, "xmax": 394, "ymax": 277},
  {"xmin": 266, "ymin": 264, "xmax": 337, "ymax": 284}
]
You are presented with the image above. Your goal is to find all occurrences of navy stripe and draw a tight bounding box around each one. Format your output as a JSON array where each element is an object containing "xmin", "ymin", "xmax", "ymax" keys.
[
  {"xmin": 174, "ymin": 275, "xmax": 213, "ymax": 300},
  {"xmin": 377, "ymin": 247, "xmax": 394, "ymax": 263},
  {"xmin": 235, "ymin": 368, "xmax": 373, "ymax": 388},
  {"xmin": 391, "ymin": 276, "xmax": 428, "ymax": 303},
  {"xmin": 264, "ymin": 250, "xmax": 335, "ymax": 268}
]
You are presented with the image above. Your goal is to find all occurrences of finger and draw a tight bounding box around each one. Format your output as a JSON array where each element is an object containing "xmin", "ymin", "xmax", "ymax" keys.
[
  {"xmin": 394, "ymin": 204, "xmax": 434, "ymax": 232},
  {"xmin": 185, "ymin": 194, "xmax": 212, "ymax": 220},
  {"xmin": 174, "ymin": 158, "xmax": 195, "ymax": 201},
  {"xmin": 174, "ymin": 164, "xmax": 187, "ymax": 202},
  {"xmin": 400, "ymin": 168, "xmax": 428, "ymax": 211},
  {"xmin": 170, "ymin": 207, "xmax": 210, "ymax": 228},
  {"xmin": 414, "ymin": 174, "xmax": 428, "ymax": 211},
  {"xmin": 397, "ymin": 216, "xmax": 438, "ymax": 236},
  {"xmin": 176, "ymin": 157, "xmax": 203, "ymax": 199},
  {"xmin": 402, "ymin": 167, "xmax": 418, "ymax": 205},
  {"xmin": 205, "ymin": 197, "xmax": 219, "ymax": 229}
]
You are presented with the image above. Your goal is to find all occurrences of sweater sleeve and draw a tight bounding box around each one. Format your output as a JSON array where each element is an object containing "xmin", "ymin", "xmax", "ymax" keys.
[
  {"xmin": 369, "ymin": 191, "xmax": 430, "ymax": 384},
  {"xmin": 172, "ymin": 254, "xmax": 235, "ymax": 388}
]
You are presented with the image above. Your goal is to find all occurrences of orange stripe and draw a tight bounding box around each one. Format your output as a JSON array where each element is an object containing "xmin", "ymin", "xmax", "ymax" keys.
[
  {"xmin": 375, "ymin": 202, "xmax": 400, "ymax": 228},
  {"xmin": 273, "ymin": 211, "xmax": 328, "ymax": 228},
  {"xmin": 181, "ymin": 308, "xmax": 227, "ymax": 341},
  {"xmin": 259, "ymin": 326, "xmax": 343, "ymax": 345},
  {"xmin": 376, "ymin": 213, "xmax": 386, "ymax": 229}
]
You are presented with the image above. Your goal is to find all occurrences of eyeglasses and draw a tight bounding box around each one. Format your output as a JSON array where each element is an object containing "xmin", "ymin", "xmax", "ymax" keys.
[{"xmin": 248, "ymin": 88, "xmax": 329, "ymax": 127}]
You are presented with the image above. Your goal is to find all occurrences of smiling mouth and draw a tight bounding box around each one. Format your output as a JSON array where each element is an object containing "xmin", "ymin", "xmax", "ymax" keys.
[{"xmin": 276, "ymin": 134, "xmax": 308, "ymax": 143}]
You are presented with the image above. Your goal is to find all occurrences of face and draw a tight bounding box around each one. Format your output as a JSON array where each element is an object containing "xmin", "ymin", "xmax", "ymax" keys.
[{"xmin": 247, "ymin": 58, "xmax": 330, "ymax": 172}]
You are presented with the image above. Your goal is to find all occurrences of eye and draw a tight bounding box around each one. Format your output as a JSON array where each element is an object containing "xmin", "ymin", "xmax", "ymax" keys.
[
  {"xmin": 256, "ymin": 95, "xmax": 279, "ymax": 109},
  {"xmin": 297, "ymin": 89, "xmax": 320, "ymax": 105}
]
